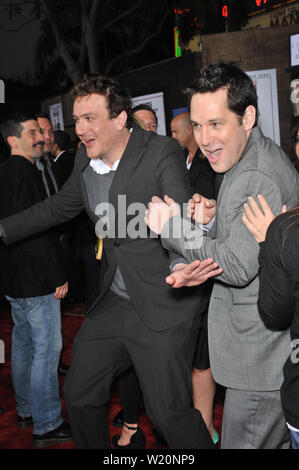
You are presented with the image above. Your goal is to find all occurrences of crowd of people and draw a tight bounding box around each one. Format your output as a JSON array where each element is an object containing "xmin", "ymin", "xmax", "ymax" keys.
[{"xmin": 0, "ymin": 62, "xmax": 298, "ymax": 450}]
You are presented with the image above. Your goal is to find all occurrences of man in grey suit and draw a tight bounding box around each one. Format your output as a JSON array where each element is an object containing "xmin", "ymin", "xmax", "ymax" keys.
[{"xmin": 146, "ymin": 62, "xmax": 299, "ymax": 449}]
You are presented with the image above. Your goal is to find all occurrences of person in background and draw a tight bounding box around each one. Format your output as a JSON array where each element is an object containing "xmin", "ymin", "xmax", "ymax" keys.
[
  {"xmin": 171, "ymin": 111, "xmax": 217, "ymax": 199},
  {"xmin": 0, "ymin": 112, "xmax": 71, "ymax": 447},
  {"xmin": 242, "ymin": 195, "xmax": 299, "ymax": 449},
  {"xmin": 52, "ymin": 130, "xmax": 75, "ymax": 187},
  {"xmin": 289, "ymin": 118, "xmax": 299, "ymax": 172},
  {"xmin": 132, "ymin": 104, "xmax": 158, "ymax": 133},
  {"xmin": 35, "ymin": 113, "xmax": 59, "ymax": 196},
  {"xmin": 35, "ymin": 113, "xmax": 70, "ymax": 378}
]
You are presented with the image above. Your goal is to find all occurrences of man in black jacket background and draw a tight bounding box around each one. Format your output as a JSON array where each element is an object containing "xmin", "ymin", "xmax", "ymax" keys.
[{"xmin": 0, "ymin": 112, "xmax": 71, "ymax": 447}]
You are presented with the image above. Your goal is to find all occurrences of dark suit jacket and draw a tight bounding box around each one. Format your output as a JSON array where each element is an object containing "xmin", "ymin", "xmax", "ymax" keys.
[
  {"xmin": 1, "ymin": 127, "xmax": 207, "ymax": 331},
  {"xmin": 53, "ymin": 150, "xmax": 75, "ymax": 187},
  {"xmin": 188, "ymin": 149, "xmax": 216, "ymax": 199},
  {"xmin": 0, "ymin": 156, "xmax": 67, "ymax": 297}
]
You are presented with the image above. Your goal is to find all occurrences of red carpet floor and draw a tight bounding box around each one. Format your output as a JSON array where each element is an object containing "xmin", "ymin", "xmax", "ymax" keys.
[{"xmin": 0, "ymin": 300, "xmax": 224, "ymax": 449}]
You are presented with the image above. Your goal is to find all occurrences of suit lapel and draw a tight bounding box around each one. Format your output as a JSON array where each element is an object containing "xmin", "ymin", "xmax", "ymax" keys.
[
  {"xmin": 109, "ymin": 127, "xmax": 151, "ymax": 207},
  {"xmin": 78, "ymin": 148, "xmax": 98, "ymax": 223}
]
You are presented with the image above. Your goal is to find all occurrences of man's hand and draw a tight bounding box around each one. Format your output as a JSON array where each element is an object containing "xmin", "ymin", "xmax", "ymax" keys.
[
  {"xmin": 187, "ymin": 193, "xmax": 216, "ymax": 224},
  {"xmin": 145, "ymin": 195, "xmax": 181, "ymax": 235},
  {"xmin": 242, "ymin": 194, "xmax": 286, "ymax": 243},
  {"xmin": 166, "ymin": 259, "xmax": 223, "ymax": 288},
  {"xmin": 54, "ymin": 281, "xmax": 69, "ymax": 299}
]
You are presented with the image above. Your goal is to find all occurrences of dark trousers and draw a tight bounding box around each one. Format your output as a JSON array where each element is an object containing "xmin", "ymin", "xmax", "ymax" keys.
[
  {"xmin": 64, "ymin": 290, "xmax": 214, "ymax": 449},
  {"xmin": 117, "ymin": 367, "xmax": 142, "ymax": 423}
]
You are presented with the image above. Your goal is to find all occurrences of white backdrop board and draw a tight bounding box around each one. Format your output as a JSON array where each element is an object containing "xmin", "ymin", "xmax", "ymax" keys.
[
  {"xmin": 49, "ymin": 103, "xmax": 64, "ymax": 131},
  {"xmin": 246, "ymin": 68, "xmax": 280, "ymax": 146},
  {"xmin": 131, "ymin": 91, "xmax": 166, "ymax": 135}
]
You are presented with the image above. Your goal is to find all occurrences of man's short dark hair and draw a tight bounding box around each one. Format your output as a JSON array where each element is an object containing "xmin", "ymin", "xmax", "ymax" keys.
[
  {"xmin": 54, "ymin": 130, "xmax": 72, "ymax": 151},
  {"xmin": 187, "ymin": 62, "xmax": 258, "ymax": 126},
  {"xmin": 0, "ymin": 111, "xmax": 37, "ymax": 146},
  {"xmin": 72, "ymin": 75, "xmax": 133, "ymax": 128},
  {"xmin": 36, "ymin": 111, "xmax": 51, "ymax": 122},
  {"xmin": 132, "ymin": 104, "xmax": 158, "ymax": 124}
]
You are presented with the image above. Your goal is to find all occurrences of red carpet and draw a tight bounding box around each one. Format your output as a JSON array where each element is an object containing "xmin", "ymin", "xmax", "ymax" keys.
[{"xmin": 0, "ymin": 300, "xmax": 224, "ymax": 449}]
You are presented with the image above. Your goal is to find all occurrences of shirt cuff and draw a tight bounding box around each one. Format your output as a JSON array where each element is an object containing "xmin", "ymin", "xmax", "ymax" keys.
[
  {"xmin": 200, "ymin": 216, "xmax": 215, "ymax": 233},
  {"xmin": 169, "ymin": 258, "xmax": 187, "ymax": 272}
]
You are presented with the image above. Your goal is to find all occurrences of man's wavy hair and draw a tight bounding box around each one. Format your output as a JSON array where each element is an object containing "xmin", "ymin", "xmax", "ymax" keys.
[
  {"xmin": 186, "ymin": 62, "xmax": 258, "ymax": 127},
  {"xmin": 72, "ymin": 75, "xmax": 133, "ymax": 129}
]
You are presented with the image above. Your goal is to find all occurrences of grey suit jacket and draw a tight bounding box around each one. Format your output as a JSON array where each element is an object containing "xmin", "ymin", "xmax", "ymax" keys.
[{"xmin": 162, "ymin": 127, "xmax": 299, "ymax": 391}]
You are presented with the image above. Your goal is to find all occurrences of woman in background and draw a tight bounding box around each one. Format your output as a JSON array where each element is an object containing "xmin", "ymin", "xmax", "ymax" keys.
[{"xmin": 242, "ymin": 195, "xmax": 299, "ymax": 449}]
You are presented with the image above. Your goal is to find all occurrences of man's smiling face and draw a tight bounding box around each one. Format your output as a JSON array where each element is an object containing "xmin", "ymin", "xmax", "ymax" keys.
[
  {"xmin": 73, "ymin": 93, "xmax": 122, "ymax": 160},
  {"xmin": 190, "ymin": 87, "xmax": 250, "ymax": 174}
]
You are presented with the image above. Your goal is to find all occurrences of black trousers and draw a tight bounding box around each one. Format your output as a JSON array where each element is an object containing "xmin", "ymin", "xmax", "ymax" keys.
[
  {"xmin": 117, "ymin": 367, "xmax": 142, "ymax": 423},
  {"xmin": 63, "ymin": 290, "xmax": 214, "ymax": 449}
]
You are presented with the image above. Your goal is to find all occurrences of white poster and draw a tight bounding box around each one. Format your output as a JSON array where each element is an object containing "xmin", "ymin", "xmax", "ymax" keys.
[
  {"xmin": 49, "ymin": 102, "xmax": 64, "ymax": 131},
  {"xmin": 131, "ymin": 91, "xmax": 166, "ymax": 135},
  {"xmin": 246, "ymin": 68, "xmax": 280, "ymax": 146}
]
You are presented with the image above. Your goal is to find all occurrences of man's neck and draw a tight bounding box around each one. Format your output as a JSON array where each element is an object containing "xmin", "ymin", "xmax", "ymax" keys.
[{"xmin": 100, "ymin": 128, "xmax": 131, "ymax": 168}]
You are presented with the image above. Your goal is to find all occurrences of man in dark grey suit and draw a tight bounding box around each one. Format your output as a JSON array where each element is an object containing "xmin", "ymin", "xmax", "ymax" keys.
[
  {"xmin": 146, "ymin": 62, "xmax": 299, "ymax": 449},
  {"xmin": 0, "ymin": 75, "xmax": 221, "ymax": 449}
]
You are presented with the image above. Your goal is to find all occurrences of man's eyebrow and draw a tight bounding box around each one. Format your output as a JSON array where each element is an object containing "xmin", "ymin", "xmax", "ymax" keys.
[
  {"xmin": 72, "ymin": 112, "xmax": 96, "ymax": 119},
  {"xmin": 191, "ymin": 118, "xmax": 224, "ymax": 125}
]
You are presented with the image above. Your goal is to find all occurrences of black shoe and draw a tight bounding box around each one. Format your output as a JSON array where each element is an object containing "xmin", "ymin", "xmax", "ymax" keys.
[
  {"xmin": 32, "ymin": 421, "xmax": 72, "ymax": 448},
  {"xmin": 112, "ymin": 424, "xmax": 145, "ymax": 449},
  {"xmin": 0, "ymin": 407, "xmax": 4, "ymax": 416},
  {"xmin": 17, "ymin": 415, "xmax": 33, "ymax": 430},
  {"xmin": 58, "ymin": 361, "xmax": 69, "ymax": 377},
  {"xmin": 112, "ymin": 409, "xmax": 124, "ymax": 427}
]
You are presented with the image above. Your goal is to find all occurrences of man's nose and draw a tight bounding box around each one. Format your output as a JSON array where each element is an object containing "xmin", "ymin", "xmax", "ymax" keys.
[
  {"xmin": 201, "ymin": 126, "xmax": 213, "ymax": 146},
  {"xmin": 76, "ymin": 120, "xmax": 86, "ymax": 136}
]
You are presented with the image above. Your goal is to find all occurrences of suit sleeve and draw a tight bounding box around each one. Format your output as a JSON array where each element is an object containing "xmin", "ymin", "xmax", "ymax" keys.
[
  {"xmin": 0, "ymin": 151, "xmax": 85, "ymax": 244},
  {"xmin": 154, "ymin": 139, "xmax": 192, "ymax": 266},
  {"xmin": 161, "ymin": 169, "xmax": 284, "ymax": 287}
]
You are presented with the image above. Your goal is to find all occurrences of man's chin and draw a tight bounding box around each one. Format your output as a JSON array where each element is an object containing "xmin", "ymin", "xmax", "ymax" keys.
[{"xmin": 86, "ymin": 151, "xmax": 101, "ymax": 159}]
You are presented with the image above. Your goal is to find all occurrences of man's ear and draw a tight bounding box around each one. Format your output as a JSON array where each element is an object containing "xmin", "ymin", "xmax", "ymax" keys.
[
  {"xmin": 242, "ymin": 105, "xmax": 256, "ymax": 131},
  {"xmin": 115, "ymin": 110, "xmax": 128, "ymax": 130},
  {"xmin": 7, "ymin": 135, "xmax": 18, "ymax": 150}
]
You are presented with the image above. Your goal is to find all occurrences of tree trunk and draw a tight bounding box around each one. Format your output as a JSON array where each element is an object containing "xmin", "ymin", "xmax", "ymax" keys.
[{"xmin": 41, "ymin": 0, "xmax": 82, "ymax": 84}]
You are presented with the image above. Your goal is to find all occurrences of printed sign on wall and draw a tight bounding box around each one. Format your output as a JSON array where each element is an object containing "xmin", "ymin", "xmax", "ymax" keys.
[
  {"xmin": 246, "ymin": 68, "xmax": 280, "ymax": 146},
  {"xmin": 49, "ymin": 103, "xmax": 64, "ymax": 131}
]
